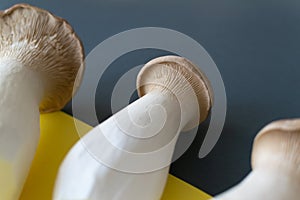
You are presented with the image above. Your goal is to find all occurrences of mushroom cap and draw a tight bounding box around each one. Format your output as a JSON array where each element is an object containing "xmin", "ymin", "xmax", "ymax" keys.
[
  {"xmin": 0, "ymin": 4, "xmax": 84, "ymax": 113},
  {"xmin": 252, "ymin": 119, "xmax": 300, "ymax": 175},
  {"xmin": 136, "ymin": 55, "xmax": 213, "ymax": 125}
]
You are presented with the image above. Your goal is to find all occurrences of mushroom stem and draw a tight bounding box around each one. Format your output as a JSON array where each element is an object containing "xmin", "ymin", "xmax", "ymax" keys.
[
  {"xmin": 54, "ymin": 56, "xmax": 213, "ymax": 200},
  {"xmin": 54, "ymin": 90, "xmax": 188, "ymax": 200},
  {"xmin": 0, "ymin": 59, "xmax": 43, "ymax": 199},
  {"xmin": 213, "ymin": 119, "xmax": 300, "ymax": 200}
]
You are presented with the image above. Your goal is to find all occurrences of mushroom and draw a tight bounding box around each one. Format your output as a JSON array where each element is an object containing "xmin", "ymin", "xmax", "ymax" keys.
[
  {"xmin": 213, "ymin": 119, "xmax": 300, "ymax": 200},
  {"xmin": 0, "ymin": 4, "xmax": 84, "ymax": 200},
  {"xmin": 54, "ymin": 56, "xmax": 213, "ymax": 200}
]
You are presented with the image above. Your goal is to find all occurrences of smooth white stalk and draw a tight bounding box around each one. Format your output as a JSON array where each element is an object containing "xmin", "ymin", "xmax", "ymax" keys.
[
  {"xmin": 54, "ymin": 89, "xmax": 199, "ymax": 200},
  {"xmin": 0, "ymin": 59, "xmax": 43, "ymax": 199}
]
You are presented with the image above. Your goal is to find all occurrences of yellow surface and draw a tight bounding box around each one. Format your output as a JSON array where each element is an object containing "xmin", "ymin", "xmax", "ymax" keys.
[{"xmin": 20, "ymin": 111, "xmax": 211, "ymax": 200}]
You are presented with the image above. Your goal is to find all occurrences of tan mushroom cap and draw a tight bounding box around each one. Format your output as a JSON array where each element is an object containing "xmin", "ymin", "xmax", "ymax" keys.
[
  {"xmin": 0, "ymin": 4, "xmax": 84, "ymax": 113},
  {"xmin": 252, "ymin": 119, "xmax": 300, "ymax": 174},
  {"xmin": 137, "ymin": 55, "xmax": 213, "ymax": 125}
]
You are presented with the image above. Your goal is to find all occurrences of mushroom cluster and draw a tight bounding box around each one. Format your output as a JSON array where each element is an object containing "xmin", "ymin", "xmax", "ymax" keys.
[
  {"xmin": 0, "ymin": 4, "xmax": 84, "ymax": 200},
  {"xmin": 1, "ymin": 3, "xmax": 299, "ymax": 200}
]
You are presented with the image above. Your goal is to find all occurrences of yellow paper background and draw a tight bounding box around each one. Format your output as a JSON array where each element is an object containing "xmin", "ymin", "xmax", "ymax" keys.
[{"xmin": 20, "ymin": 112, "xmax": 211, "ymax": 200}]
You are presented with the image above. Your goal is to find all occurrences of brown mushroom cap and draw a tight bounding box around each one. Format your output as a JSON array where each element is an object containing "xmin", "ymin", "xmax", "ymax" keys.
[
  {"xmin": 0, "ymin": 4, "xmax": 84, "ymax": 113},
  {"xmin": 136, "ymin": 55, "xmax": 213, "ymax": 125},
  {"xmin": 252, "ymin": 119, "xmax": 300, "ymax": 175}
]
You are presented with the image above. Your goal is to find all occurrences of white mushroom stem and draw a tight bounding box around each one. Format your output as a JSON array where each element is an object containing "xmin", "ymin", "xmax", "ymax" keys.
[
  {"xmin": 213, "ymin": 119, "xmax": 300, "ymax": 200},
  {"xmin": 54, "ymin": 90, "xmax": 197, "ymax": 200},
  {"xmin": 54, "ymin": 56, "xmax": 212, "ymax": 200},
  {"xmin": 0, "ymin": 59, "xmax": 43, "ymax": 199}
]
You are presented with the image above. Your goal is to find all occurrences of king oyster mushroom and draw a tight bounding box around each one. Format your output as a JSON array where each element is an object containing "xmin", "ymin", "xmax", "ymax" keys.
[
  {"xmin": 213, "ymin": 119, "xmax": 300, "ymax": 200},
  {"xmin": 0, "ymin": 4, "xmax": 84, "ymax": 199},
  {"xmin": 54, "ymin": 56, "xmax": 213, "ymax": 200}
]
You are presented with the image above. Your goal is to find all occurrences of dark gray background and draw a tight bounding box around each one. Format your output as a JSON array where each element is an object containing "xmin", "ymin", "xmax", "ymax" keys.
[{"xmin": 2, "ymin": 0, "xmax": 300, "ymax": 196}]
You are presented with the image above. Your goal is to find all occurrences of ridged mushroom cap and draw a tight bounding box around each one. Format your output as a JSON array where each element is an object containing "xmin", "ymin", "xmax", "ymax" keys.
[
  {"xmin": 137, "ymin": 55, "xmax": 213, "ymax": 125},
  {"xmin": 0, "ymin": 4, "xmax": 84, "ymax": 113},
  {"xmin": 252, "ymin": 119, "xmax": 300, "ymax": 175}
]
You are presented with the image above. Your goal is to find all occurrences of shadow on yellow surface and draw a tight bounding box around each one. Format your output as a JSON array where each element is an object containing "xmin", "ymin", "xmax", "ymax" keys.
[{"xmin": 20, "ymin": 112, "xmax": 211, "ymax": 200}]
